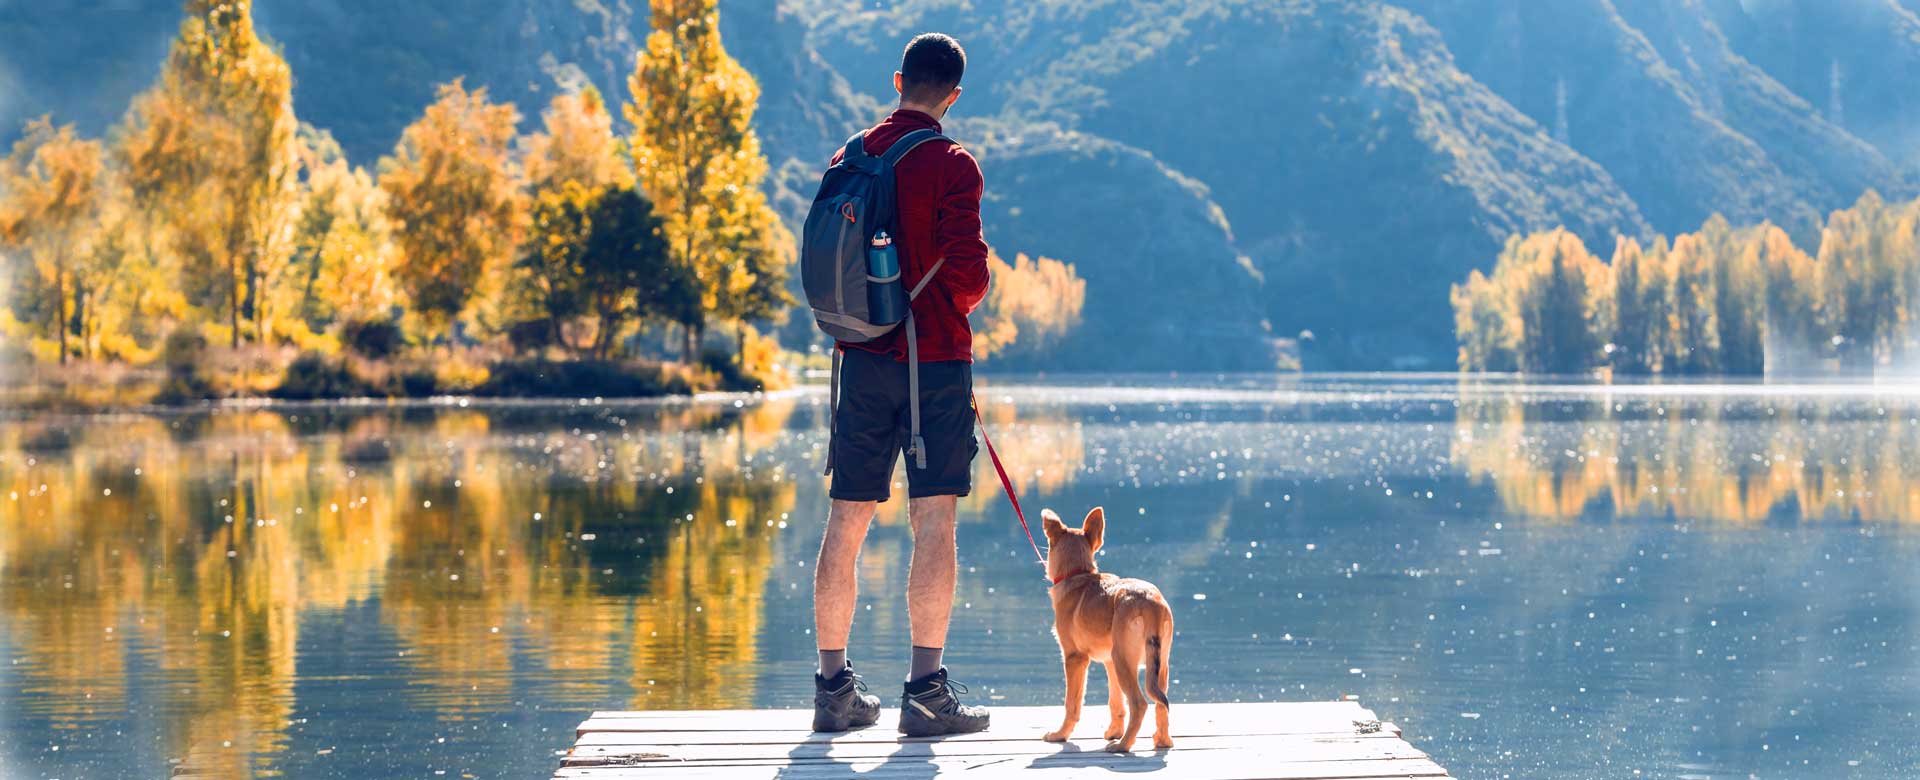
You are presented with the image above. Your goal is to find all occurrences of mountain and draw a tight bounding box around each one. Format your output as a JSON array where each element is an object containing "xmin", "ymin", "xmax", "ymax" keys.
[
  {"xmin": 724, "ymin": 3, "xmax": 1277, "ymax": 370},
  {"xmin": 3, "ymin": 0, "xmax": 1917, "ymax": 368},
  {"xmin": 0, "ymin": 3, "xmax": 176, "ymax": 141},
  {"xmin": 1705, "ymin": 0, "xmax": 1920, "ymax": 173},
  {"xmin": 792, "ymin": 0, "xmax": 1650, "ymax": 364},
  {"xmin": 1399, "ymin": 0, "xmax": 1905, "ymax": 240}
]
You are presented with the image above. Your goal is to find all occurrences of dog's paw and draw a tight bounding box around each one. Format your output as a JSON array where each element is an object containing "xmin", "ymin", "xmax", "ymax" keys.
[
  {"xmin": 1103, "ymin": 739, "xmax": 1133, "ymax": 753},
  {"xmin": 1042, "ymin": 730, "xmax": 1070, "ymax": 743},
  {"xmin": 1152, "ymin": 735, "xmax": 1174, "ymax": 750},
  {"xmin": 1103, "ymin": 722, "xmax": 1123, "ymax": 740}
]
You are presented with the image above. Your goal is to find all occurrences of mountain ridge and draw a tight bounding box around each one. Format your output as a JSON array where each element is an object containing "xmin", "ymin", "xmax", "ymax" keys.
[{"xmin": 3, "ymin": 0, "xmax": 1916, "ymax": 368}]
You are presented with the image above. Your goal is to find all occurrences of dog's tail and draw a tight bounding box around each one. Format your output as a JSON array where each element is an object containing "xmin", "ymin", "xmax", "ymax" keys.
[{"xmin": 1144, "ymin": 614, "xmax": 1172, "ymax": 708}]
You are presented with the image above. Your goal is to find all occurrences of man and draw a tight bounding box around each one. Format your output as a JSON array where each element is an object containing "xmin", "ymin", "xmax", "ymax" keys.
[{"xmin": 812, "ymin": 32, "xmax": 992, "ymax": 737}]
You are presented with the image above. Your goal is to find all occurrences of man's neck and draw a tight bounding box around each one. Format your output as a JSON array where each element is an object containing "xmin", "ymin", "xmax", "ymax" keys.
[{"xmin": 897, "ymin": 101, "xmax": 946, "ymax": 121}]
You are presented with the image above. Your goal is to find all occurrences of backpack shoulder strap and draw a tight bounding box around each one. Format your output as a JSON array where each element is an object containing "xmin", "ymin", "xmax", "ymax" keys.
[
  {"xmin": 840, "ymin": 131, "xmax": 871, "ymax": 165},
  {"xmin": 880, "ymin": 129, "xmax": 952, "ymax": 167}
]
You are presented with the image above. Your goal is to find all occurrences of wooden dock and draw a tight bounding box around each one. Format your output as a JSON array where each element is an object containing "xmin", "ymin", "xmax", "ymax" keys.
[{"xmin": 554, "ymin": 700, "xmax": 1452, "ymax": 779}]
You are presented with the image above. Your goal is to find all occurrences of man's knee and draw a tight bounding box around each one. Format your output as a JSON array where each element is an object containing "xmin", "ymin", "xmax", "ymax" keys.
[
  {"xmin": 908, "ymin": 496, "xmax": 957, "ymax": 531},
  {"xmin": 825, "ymin": 499, "xmax": 877, "ymax": 532}
]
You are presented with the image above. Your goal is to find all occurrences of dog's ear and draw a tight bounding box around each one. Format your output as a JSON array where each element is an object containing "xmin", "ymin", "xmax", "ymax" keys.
[
  {"xmin": 1041, "ymin": 508, "xmax": 1066, "ymax": 539},
  {"xmin": 1082, "ymin": 506, "xmax": 1105, "ymax": 552}
]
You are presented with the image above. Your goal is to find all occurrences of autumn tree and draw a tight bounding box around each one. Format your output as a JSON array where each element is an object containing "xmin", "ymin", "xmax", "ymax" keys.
[
  {"xmin": 1451, "ymin": 266, "xmax": 1518, "ymax": 372},
  {"xmin": 116, "ymin": 0, "xmax": 300, "ymax": 349},
  {"xmin": 1697, "ymin": 216, "xmax": 1769, "ymax": 375},
  {"xmin": 0, "ymin": 118, "xmax": 104, "ymax": 364},
  {"xmin": 71, "ymin": 178, "xmax": 146, "ymax": 361},
  {"xmin": 971, "ymin": 251, "xmax": 1086, "ymax": 361},
  {"xmin": 1660, "ymin": 232, "xmax": 1716, "ymax": 374},
  {"xmin": 379, "ymin": 80, "xmax": 523, "ymax": 343},
  {"xmin": 517, "ymin": 87, "xmax": 636, "ymax": 352},
  {"xmin": 1751, "ymin": 223, "xmax": 1821, "ymax": 372},
  {"xmin": 1817, "ymin": 191, "xmax": 1919, "ymax": 371},
  {"xmin": 1451, "ymin": 230, "xmax": 1610, "ymax": 374},
  {"xmin": 1515, "ymin": 230, "xmax": 1608, "ymax": 374},
  {"xmin": 1608, "ymin": 236, "xmax": 1662, "ymax": 374},
  {"xmin": 525, "ymin": 87, "xmax": 631, "ymax": 195},
  {"xmin": 579, "ymin": 186, "xmax": 685, "ymax": 358},
  {"xmin": 292, "ymin": 127, "xmax": 397, "ymax": 330},
  {"xmin": 625, "ymin": 0, "xmax": 789, "ymax": 360}
]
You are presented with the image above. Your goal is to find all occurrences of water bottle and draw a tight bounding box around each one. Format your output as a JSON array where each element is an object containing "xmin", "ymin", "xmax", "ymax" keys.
[{"xmin": 866, "ymin": 230, "xmax": 909, "ymax": 325}]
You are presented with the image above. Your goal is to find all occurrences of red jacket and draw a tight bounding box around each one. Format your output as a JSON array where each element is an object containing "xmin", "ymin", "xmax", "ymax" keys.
[{"xmin": 830, "ymin": 109, "xmax": 990, "ymax": 363}]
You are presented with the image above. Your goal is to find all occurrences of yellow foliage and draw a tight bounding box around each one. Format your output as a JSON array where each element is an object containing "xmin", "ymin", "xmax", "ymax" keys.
[
  {"xmin": 378, "ymin": 80, "xmax": 524, "ymax": 342},
  {"xmin": 625, "ymin": 0, "xmax": 788, "ymax": 348},
  {"xmin": 0, "ymin": 117, "xmax": 104, "ymax": 364},
  {"xmin": 971, "ymin": 251, "xmax": 1086, "ymax": 361}
]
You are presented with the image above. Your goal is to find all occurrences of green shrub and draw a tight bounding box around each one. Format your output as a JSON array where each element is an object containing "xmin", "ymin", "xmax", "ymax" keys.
[
  {"xmin": 396, "ymin": 367, "xmax": 438, "ymax": 397},
  {"xmin": 273, "ymin": 352, "xmax": 380, "ymax": 400},
  {"xmin": 162, "ymin": 328, "xmax": 207, "ymax": 375},
  {"xmin": 699, "ymin": 347, "xmax": 761, "ymax": 391},
  {"xmin": 341, "ymin": 318, "xmax": 404, "ymax": 359},
  {"xmin": 506, "ymin": 319, "xmax": 556, "ymax": 355},
  {"xmin": 153, "ymin": 329, "xmax": 212, "ymax": 403},
  {"xmin": 475, "ymin": 359, "xmax": 690, "ymax": 398}
]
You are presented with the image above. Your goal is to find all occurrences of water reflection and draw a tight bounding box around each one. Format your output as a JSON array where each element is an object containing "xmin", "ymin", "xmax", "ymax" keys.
[
  {"xmin": 2, "ymin": 378, "xmax": 1918, "ymax": 780},
  {"xmin": 0, "ymin": 400, "xmax": 806, "ymax": 778},
  {"xmin": 1455, "ymin": 391, "xmax": 1920, "ymax": 523}
]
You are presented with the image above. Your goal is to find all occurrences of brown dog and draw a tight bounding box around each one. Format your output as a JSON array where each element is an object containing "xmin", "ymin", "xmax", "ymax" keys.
[{"xmin": 1040, "ymin": 507, "xmax": 1174, "ymax": 752}]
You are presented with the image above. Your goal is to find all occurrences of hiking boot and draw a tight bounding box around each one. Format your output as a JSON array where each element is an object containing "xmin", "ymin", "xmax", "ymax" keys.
[
  {"xmin": 813, "ymin": 662, "xmax": 881, "ymax": 732},
  {"xmin": 897, "ymin": 667, "xmax": 990, "ymax": 737}
]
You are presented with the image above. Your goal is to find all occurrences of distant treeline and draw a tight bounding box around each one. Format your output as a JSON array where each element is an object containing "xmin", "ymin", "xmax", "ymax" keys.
[
  {"xmin": 1452, "ymin": 191, "xmax": 1920, "ymax": 375},
  {"xmin": 0, "ymin": 1, "xmax": 1086, "ymax": 396}
]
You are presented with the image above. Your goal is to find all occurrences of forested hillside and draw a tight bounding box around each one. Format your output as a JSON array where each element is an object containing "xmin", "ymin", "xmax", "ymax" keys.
[{"xmin": 4, "ymin": 0, "xmax": 1916, "ymax": 369}]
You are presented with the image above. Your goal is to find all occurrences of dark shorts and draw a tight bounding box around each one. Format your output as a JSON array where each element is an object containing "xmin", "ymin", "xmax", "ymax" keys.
[{"xmin": 828, "ymin": 348, "xmax": 977, "ymax": 502}]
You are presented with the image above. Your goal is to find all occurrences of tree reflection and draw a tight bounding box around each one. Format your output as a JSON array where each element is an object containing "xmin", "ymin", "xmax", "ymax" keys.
[
  {"xmin": 0, "ymin": 399, "xmax": 803, "ymax": 776},
  {"xmin": 1454, "ymin": 392, "xmax": 1920, "ymax": 523}
]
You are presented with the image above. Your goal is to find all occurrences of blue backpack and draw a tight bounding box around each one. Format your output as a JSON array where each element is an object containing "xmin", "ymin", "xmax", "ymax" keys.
[{"xmin": 800, "ymin": 128, "xmax": 953, "ymax": 473}]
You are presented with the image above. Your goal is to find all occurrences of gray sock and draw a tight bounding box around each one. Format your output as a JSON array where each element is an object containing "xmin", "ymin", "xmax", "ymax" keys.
[
  {"xmin": 818, "ymin": 649, "xmax": 847, "ymax": 679},
  {"xmin": 909, "ymin": 645, "xmax": 943, "ymax": 681}
]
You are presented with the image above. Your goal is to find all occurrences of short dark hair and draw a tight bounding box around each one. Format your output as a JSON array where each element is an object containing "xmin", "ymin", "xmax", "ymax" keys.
[{"xmin": 900, "ymin": 33, "xmax": 966, "ymax": 104}]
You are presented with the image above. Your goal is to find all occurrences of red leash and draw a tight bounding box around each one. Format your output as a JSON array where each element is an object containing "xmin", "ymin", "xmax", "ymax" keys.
[{"xmin": 973, "ymin": 393, "xmax": 1047, "ymax": 570}]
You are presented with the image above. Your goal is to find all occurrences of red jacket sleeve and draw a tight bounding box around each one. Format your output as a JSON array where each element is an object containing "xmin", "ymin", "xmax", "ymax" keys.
[{"xmin": 936, "ymin": 148, "xmax": 991, "ymax": 314}]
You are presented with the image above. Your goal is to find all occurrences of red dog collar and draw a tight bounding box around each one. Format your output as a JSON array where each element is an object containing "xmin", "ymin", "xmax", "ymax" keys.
[{"xmin": 1050, "ymin": 568, "xmax": 1096, "ymax": 585}]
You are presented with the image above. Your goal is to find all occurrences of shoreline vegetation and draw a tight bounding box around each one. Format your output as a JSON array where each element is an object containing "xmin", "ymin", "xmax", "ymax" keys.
[
  {"xmin": 0, "ymin": 1, "xmax": 1090, "ymax": 411},
  {"xmin": 1453, "ymin": 191, "xmax": 1920, "ymax": 378}
]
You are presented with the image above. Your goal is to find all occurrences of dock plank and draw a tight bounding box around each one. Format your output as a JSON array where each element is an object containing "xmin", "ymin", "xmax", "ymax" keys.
[
  {"xmin": 571, "ymin": 721, "xmax": 1403, "ymax": 748},
  {"xmin": 564, "ymin": 732, "xmax": 1423, "ymax": 766},
  {"xmin": 581, "ymin": 701, "xmax": 1379, "ymax": 734},
  {"xmin": 556, "ymin": 701, "xmax": 1450, "ymax": 779},
  {"xmin": 555, "ymin": 756, "xmax": 1451, "ymax": 780}
]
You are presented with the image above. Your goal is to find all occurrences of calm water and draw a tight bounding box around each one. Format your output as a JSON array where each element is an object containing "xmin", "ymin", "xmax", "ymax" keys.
[{"xmin": 2, "ymin": 375, "xmax": 1917, "ymax": 780}]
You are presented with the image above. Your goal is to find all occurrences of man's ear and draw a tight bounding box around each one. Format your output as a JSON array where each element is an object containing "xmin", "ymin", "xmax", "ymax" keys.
[
  {"xmin": 1041, "ymin": 508, "xmax": 1066, "ymax": 539},
  {"xmin": 893, "ymin": 71, "xmax": 904, "ymax": 97},
  {"xmin": 945, "ymin": 85, "xmax": 963, "ymax": 109},
  {"xmin": 1082, "ymin": 507, "xmax": 1105, "ymax": 552}
]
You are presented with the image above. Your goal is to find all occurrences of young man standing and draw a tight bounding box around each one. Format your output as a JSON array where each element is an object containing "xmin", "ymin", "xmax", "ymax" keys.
[{"xmin": 811, "ymin": 33, "xmax": 992, "ymax": 737}]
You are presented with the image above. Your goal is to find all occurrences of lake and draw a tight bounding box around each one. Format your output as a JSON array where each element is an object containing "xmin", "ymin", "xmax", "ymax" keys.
[{"xmin": 2, "ymin": 375, "xmax": 1916, "ymax": 779}]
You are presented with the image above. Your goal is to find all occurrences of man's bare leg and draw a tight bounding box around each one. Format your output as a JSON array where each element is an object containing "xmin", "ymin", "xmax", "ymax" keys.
[
  {"xmin": 906, "ymin": 494, "xmax": 958, "ymax": 679},
  {"xmin": 815, "ymin": 499, "xmax": 878, "ymax": 675}
]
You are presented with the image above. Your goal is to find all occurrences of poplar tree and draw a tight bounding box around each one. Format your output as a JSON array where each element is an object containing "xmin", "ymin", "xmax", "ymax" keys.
[
  {"xmin": 1608, "ymin": 236, "xmax": 1658, "ymax": 374},
  {"xmin": 293, "ymin": 128, "xmax": 397, "ymax": 329},
  {"xmin": 117, "ymin": 0, "xmax": 300, "ymax": 348},
  {"xmin": 0, "ymin": 119, "xmax": 104, "ymax": 364},
  {"xmin": 379, "ymin": 81, "xmax": 524, "ymax": 344},
  {"xmin": 625, "ymin": 0, "xmax": 788, "ymax": 360}
]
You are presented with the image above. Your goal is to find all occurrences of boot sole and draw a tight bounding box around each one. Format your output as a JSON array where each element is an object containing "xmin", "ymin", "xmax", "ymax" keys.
[
  {"xmin": 814, "ymin": 710, "xmax": 881, "ymax": 732},
  {"xmin": 897, "ymin": 719, "xmax": 990, "ymax": 737}
]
